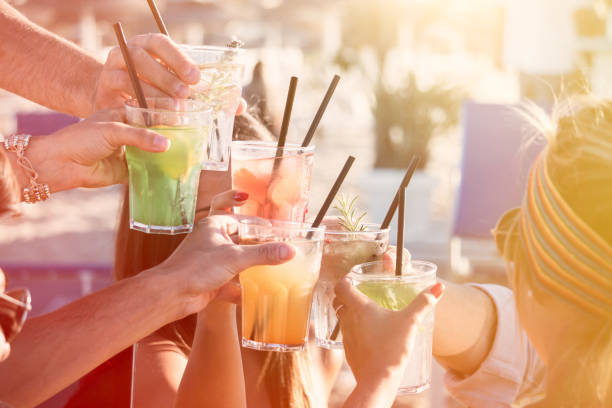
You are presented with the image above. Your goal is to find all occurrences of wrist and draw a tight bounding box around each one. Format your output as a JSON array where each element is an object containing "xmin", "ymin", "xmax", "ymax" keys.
[
  {"xmin": 346, "ymin": 375, "xmax": 401, "ymax": 408},
  {"xmin": 139, "ymin": 266, "xmax": 197, "ymax": 323}
]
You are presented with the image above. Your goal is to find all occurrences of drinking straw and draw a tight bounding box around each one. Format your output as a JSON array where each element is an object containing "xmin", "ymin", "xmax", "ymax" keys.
[
  {"xmin": 275, "ymin": 76, "xmax": 299, "ymax": 159},
  {"xmin": 310, "ymin": 155, "xmax": 356, "ymax": 230},
  {"xmin": 301, "ymin": 74, "xmax": 341, "ymax": 147},
  {"xmin": 146, "ymin": 0, "xmax": 169, "ymax": 36},
  {"xmin": 113, "ymin": 22, "xmax": 151, "ymax": 126},
  {"xmin": 380, "ymin": 155, "xmax": 419, "ymax": 229},
  {"xmin": 395, "ymin": 185, "xmax": 406, "ymax": 276}
]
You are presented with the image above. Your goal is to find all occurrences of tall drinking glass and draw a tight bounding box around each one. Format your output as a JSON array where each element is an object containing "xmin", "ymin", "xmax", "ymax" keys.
[
  {"xmin": 238, "ymin": 218, "xmax": 325, "ymax": 351},
  {"xmin": 313, "ymin": 221, "xmax": 390, "ymax": 349},
  {"xmin": 125, "ymin": 97, "xmax": 212, "ymax": 234},
  {"xmin": 348, "ymin": 260, "xmax": 437, "ymax": 395},
  {"xmin": 231, "ymin": 141, "xmax": 315, "ymax": 222},
  {"xmin": 180, "ymin": 45, "xmax": 245, "ymax": 171}
]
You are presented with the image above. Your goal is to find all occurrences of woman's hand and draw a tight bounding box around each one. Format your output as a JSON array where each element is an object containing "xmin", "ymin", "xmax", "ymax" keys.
[
  {"xmin": 209, "ymin": 190, "xmax": 249, "ymax": 216},
  {"xmin": 157, "ymin": 215, "xmax": 295, "ymax": 316},
  {"xmin": 335, "ymin": 278, "xmax": 444, "ymax": 408},
  {"xmin": 11, "ymin": 109, "xmax": 169, "ymax": 195}
]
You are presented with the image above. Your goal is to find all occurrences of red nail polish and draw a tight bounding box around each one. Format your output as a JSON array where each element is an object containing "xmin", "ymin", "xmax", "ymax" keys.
[
  {"xmin": 234, "ymin": 192, "xmax": 249, "ymax": 202},
  {"xmin": 430, "ymin": 282, "xmax": 444, "ymax": 299}
]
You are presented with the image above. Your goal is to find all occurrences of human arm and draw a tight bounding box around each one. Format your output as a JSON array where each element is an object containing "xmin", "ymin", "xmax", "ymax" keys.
[
  {"xmin": 0, "ymin": 1, "xmax": 200, "ymax": 117},
  {"xmin": 3, "ymin": 109, "xmax": 170, "ymax": 198},
  {"xmin": 432, "ymin": 281, "xmax": 498, "ymax": 376},
  {"xmin": 0, "ymin": 216, "xmax": 295, "ymax": 407},
  {"xmin": 335, "ymin": 278, "xmax": 444, "ymax": 408},
  {"xmin": 174, "ymin": 301, "xmax": 245, "ymax": 408}
]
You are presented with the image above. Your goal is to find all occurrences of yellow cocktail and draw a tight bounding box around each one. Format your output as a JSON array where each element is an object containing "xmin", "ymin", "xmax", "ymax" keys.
[{"xmin": 239, "ymin": 219, "xmax": 324, "ymax": 351}]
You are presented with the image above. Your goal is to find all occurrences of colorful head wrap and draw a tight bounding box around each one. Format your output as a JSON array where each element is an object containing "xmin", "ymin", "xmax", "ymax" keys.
[{"xmin": 495, "ymin": 152, "xmax": 612, "ymax": 318}]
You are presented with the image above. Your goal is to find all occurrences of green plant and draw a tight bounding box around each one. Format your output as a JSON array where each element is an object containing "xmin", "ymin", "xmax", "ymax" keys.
[
  {"xmin": 333, "ymin": 194, "xmax": 367, "ymax": 232},
  {"xmin": 373, "ymin": 73, "xmax": 462, "ymax": 169}
]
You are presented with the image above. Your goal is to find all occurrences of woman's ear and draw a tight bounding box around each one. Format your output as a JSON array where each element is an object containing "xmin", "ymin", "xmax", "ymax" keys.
[{"xmin": 492, "ymin": 207, "xmax": 521, "ymax": 261}]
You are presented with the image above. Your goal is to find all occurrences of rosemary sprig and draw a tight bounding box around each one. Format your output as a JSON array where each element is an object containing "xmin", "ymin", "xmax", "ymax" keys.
[{"xmin": 333, "ymin": 194, "xmax": 367, "ymax": 232}]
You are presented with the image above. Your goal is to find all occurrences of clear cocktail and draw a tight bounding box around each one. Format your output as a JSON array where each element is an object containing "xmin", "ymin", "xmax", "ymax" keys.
[
  {"xmin": 231, "ymin": 141, "xmax": 315, "ymax": 222},
  {"xmin": 239, "ymin": 218, "xmax": 324, "ymax": 351},
  {"xmin": 349, "ymin": 260, "xmax": 437, "ymax": 395},
  {"xmin": 313, "ymin": 221, "xmax": 390, "ymax": 349},
  {"xmin": 125, "ymin": 98, "xmax": 212, "ymax": 234},
  {"xmin": 180, "ymin": 45, "xmax": 245, "ymax": 171}
]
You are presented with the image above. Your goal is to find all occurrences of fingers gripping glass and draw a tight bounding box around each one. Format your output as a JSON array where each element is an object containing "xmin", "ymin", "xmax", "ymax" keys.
[{"xmin": 0, "ymin": 288, "xmax": 32, "ymax": 343}]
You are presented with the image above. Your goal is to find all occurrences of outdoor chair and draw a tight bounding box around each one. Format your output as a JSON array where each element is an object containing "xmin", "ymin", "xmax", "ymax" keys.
[
  {"xmin": 16, "ymin": 111, "xmax": 80, "ymax": 136},
  {"xmin": 450, "ymin": 102, "xmax": 544, "ymax": 282}
]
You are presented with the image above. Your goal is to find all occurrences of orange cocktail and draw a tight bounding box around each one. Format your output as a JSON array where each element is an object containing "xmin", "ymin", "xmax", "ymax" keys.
[
  {"xmin": 231, "ymin": 142, "xmax": 315, "ymax": 222},
  {"xmin": 239, "ymin": 219, "xmax": 324, "ymax": 351}
]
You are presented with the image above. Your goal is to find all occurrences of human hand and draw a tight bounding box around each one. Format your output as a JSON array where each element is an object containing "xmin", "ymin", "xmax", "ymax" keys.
[
  {"xmin": 92, "ymin": 33, "xmax": 247, "ymax": 115},
  {"xmin": 208, "ymin": 190, "xmax": 249, "ymax": 216},
  {"xmin": 17, "ymin": 109, "xmax": 169, "ymax": 194},
  {"xmin": 93, "ymin": 33, "xmax": 199, "ymax": 112},
  {"xmin": 157, "ymin": 215, "xmax": 295, "ymax": 316},
  {"xmin": 334, "ymin": 278, "xmax": 444, "ymax": 389}
]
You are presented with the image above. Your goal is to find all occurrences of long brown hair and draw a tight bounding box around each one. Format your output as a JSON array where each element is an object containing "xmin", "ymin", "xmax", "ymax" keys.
[{"xmin": 114, "ymin": 111, "xmax": 315, "ymax": 406}]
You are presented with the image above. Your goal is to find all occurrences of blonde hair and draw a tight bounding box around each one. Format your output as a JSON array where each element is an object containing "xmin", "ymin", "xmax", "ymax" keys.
[{"xmin": 505, "ymin": 97, "xmax": 612, "ymax": 406}]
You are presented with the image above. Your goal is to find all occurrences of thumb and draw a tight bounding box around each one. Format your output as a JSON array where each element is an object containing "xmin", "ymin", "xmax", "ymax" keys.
[
  {"xmin": 333, "ymin": 276, "xmax": 370, "ymax": 310},
  {"xmin": 229, "ymin": 242, "xmax": 296, "ymax": 273},
  {"xmin": 99, "ymin": 122, "xmax": 170, "ymax": 153},
  {"xmin": 401, "ymin": 282, "xmax": 444, "ymax": 320}
]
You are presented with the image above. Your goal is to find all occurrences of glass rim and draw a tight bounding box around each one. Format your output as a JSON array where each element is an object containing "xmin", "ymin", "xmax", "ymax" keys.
[
  {"xmin": 179, "ymin": 44, "xmax": 247, "ymax": 54},
  {"xmin": 239, "ymin": 217, "xmax": 325, "ymax": 234},
  {"xmin": 320, "ymin": 222, "xmax": 390, "ymax": 237},
  {"xmin": 231, "ymin": 140, "xmax": 315, "ymax": 153},
  {"xmin": 349, "ymin": 260, "xmax": 437, "ymax": 282},
  {"xmin": 0, "ymin": 288, "xmax": 32, "ymax": 311},
  {"xmin": 124, "ymin": 97, "xmax": 212, "ymax": 115}
]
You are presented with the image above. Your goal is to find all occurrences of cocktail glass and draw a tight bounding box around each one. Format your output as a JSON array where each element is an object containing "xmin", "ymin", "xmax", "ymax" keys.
[
  {"xmin": 231, "ymin": 141, "xmax": 315, "ymax": 222},
  {"xmin": 238, "ymin": 218, "xmax": 325, "ymax": 352},
  {"xmin": 180, "ymin": 45, "xmax": 245, "ymax": 171},
  {"xmin": 348, "ymin": 260, "xmax": 437, "ymax": 395},
  {"xmin": 313, "ymin": 221, "xmax": 390, "ymax": 349},
  {"xmin": 124, "ymin": 97, "xmax": 212, "ymax": 234}
]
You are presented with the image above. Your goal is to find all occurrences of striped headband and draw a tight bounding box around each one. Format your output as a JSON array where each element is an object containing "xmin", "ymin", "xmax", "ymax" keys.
[{"xmin": 519, "ymin": 153, "xmax": 612, "ymax": 318}]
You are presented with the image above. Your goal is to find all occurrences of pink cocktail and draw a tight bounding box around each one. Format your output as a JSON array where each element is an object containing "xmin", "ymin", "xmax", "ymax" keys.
[{"xmin": 231, "ymin": 141, "xmax": 315, "ymax": 222}]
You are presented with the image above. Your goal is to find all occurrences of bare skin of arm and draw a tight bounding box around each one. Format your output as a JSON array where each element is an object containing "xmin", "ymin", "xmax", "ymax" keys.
[
  {"xmin": 174, "ymin": 301, "xmax": 246, "ymax": 408},
  {"xmin": 0, "ymin": 216, "xmax": 295, "ymax": 407},
  {"xmin": 0, "ymin": 269, "xmax": 188, "ymax": 407},
  {"xmin": 0, "ymin": 1, "xmax": 102, "ymax": 118},
  {"xmin": 432, "ymin": 280, "xmax": 498, "ymax": 376},
  {"xmin": 0, "ymin": 1, "xmax": 200, "ymax": 117}
]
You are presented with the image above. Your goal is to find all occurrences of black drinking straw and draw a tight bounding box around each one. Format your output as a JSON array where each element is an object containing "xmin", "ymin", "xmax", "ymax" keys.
[
  {"xmin": 380, "ymin": 156, "xmax": 419, "ymax": 229},
  {"xmin": 395, "ymin": 185, "xmax": 406, "ymax": 276},
  {"xmin": 310, "ymin": 156, "xmax": 356, "ymax": 230},
  {"xmin": 274, "ymin": 76, "xmax": 299, "ymax": 159},
  {"xmin": 113, "ymin": 22, "xmax": 151, "ymax": 126},
  {"xmin": 146, "ymin": 0, "xmax": 169, "ymax": 36},
  {"xmin": 301, "ymin": 75, "xmax": 341, "ymax": 147}
]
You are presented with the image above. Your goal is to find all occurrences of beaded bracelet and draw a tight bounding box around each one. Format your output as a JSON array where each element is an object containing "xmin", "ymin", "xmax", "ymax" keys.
[{"xmin": 3, "ymin": 134, "xmax": 50, "ymax": 203}]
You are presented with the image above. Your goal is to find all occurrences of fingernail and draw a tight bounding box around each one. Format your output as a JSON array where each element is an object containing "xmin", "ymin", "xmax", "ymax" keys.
[
  {"xmin": 233, "ymin": 192, "xmax": 249, "ymax": 202},
  {"xmin": 153, "ymin": 135, "xmax": 170, "ymax": 151},
  {"xmin": 187, "ymin": 67, "xmax": 200, "ymax": 82},
  {"xmin": 429, "ymin": 282, "xmax": 445, "ymax": 299},
  {"xmin": 278, "ymin": 244, "xmax": 294, "ymax": 261},
  {"xmin": 175, "ymin": 83, "xmax": 190, "ymax": 98}
]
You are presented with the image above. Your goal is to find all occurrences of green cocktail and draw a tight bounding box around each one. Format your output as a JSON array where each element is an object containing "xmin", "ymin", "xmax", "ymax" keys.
[
  {"xmin": 349, "ymin": 260, "xmax": 437, "ymax": 395},
  {"xmin": 356, "ymin": 281, "xmax": 420, "ymax": 311},
  {"xmin": 125, "ymin": 98, "xmax": 212, "ymax": 234}
]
